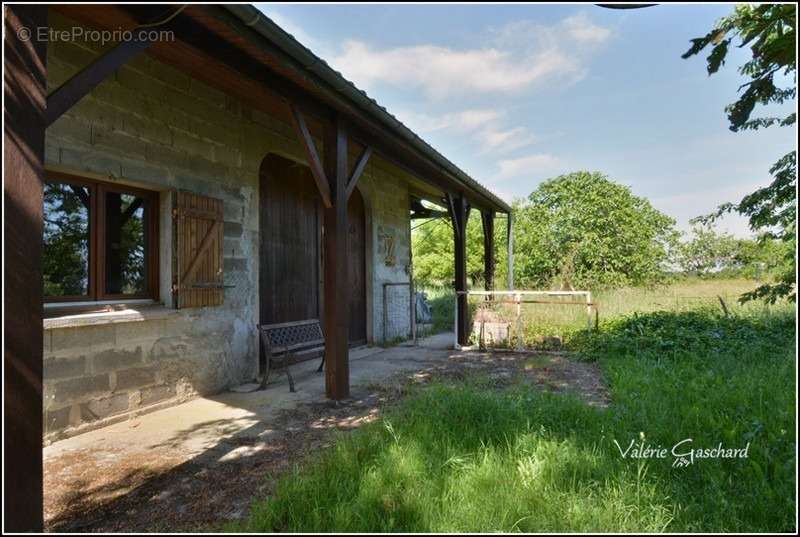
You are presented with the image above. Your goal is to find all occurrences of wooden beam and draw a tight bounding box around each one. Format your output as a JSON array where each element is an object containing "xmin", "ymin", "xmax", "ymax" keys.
[
  {"xmin": 53, "ymin": 4, "xmax": 508, "ymax": 214},
  {"xmin": 346, "ymin": 145, "xmax": 371, "ymax": 199},
  {"xmin": 411, "ymin": 210, "xmax": 448, "ymax": 220},
  {"xmin": 289, "ymin": 103, "xmax": 332, "ymax": 208},
  {"xmin": 46, "ymin": 26, "xmax": 156, "ymax": 126},
  {"xmin": 447, "ymin": 193, "xmax": 470, "ymax": 346},
  {"xmin": 481, "ymin": 210, "xmax": 496, "ymax": 292},
  {"xmin": 507, "ymin": 213, "xmax": 514, "ymax": 290},
  {"xmin": 444, "ymin": 193, "xmax": 460, "ymax": 239},
  {"xmin": 410, "ymin": 196, "xmax": 448, "ymax": 219},
  {"xmin": 4, "ymin": 5, "xmax": 47, "ymax": 531},
  {"xmin": 322, "ymin": 115, "xmax": 350, "ymax": 399}
]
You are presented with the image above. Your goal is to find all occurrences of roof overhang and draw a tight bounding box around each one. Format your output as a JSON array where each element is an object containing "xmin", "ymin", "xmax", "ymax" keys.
[{"xmin": 51, "ymin": 4, "xmax": 512, "ymax": 214}]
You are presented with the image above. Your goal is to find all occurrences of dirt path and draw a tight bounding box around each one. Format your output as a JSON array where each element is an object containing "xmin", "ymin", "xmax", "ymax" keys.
[{"xmin": 45, "ymin": 349, "xmax": 608, "ymax": 532}]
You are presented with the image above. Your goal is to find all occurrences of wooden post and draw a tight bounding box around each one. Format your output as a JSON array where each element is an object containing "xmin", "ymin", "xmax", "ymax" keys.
[
  {"xmin": 481, "ymin": 209, "xmax": 495, "ymax": 292},
  {"xmin": 322, "ymin": 114, "xmax": 349, "ymax": 399},
  {"xmin": 447, "ymin": 193, "xmax": 470, "ymax": 346},
  {"xmin": 506, "ymin": 212, "xmax": 514, "ymax": 290},
  {"xmin": 3, "ymin": 5, "xmax": 47, "ymax": 531},
  {"xmin": 514, "ymin": 292, "xmax": 523, "ymax": 351}
]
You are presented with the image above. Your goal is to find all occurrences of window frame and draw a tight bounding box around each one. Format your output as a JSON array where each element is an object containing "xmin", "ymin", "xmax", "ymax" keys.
[{"xmin": 44, "ymin": 171, "xmax": 160, "ymax": 304}]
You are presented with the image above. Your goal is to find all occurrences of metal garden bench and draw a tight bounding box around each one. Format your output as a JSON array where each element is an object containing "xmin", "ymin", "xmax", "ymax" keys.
[{"xmin": 257, "ymin": 319, "xmax": 325, "ymax": 392}]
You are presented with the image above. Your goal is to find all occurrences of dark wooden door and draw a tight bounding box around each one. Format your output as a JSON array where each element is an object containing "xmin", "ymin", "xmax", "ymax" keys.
[
  {"xmin": 347, "ymin": 189, "xmax": 367, "ymax": 345},
  {"xmin": 259, "ymin": 155, "xmax": 321, "ymax": 330},
  {"xmin": 260, "ymin": 155, "xmax": 367, "ymax": 360}
]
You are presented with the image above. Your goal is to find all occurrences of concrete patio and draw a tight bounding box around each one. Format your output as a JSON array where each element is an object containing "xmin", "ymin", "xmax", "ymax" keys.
[
  {"xmin": 43, "ymin": 332, "xmax": 459, "ymax": 531},
  {"xmin": 43, "ymin": 331, "xmax": 609, "ymax": 531}
]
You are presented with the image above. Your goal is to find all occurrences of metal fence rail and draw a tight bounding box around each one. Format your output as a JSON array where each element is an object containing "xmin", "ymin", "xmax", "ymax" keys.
[{"xmin": 454, "ymin": 290, "xmax": 594, "ymax": 350}]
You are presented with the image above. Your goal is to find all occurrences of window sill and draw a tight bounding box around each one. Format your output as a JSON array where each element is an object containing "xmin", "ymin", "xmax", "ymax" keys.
[{"xmin": 43, "ymin": 304, "xmax": 180, "ymax": 330}]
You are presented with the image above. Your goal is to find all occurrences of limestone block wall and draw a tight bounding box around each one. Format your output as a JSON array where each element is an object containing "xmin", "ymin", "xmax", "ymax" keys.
[
  {"xmin": 42, "ymin": 12, "xmax": 294, "ymax": 442},
  {"xmin": 42, "ymin": 12, "xmax": 418, "ymax": 441},
  {"xmin": 357, "ymin": 169, "xmax": 413, "ymax": 343}
]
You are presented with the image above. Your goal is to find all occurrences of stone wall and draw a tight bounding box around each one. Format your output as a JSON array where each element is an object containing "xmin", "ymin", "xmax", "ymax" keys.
[
  {"xmin": 357, "ymin": 170, "xmax": 413, "ymax": 343},
  {"xmin": 42, "ymin": 12, "xmax": 415, "ymax": 442}
]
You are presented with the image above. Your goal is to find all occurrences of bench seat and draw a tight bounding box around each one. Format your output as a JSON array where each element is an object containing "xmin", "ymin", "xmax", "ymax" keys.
[{"xmin": 257, "ymin": 319, "xmax": 325, "ymax": 392}]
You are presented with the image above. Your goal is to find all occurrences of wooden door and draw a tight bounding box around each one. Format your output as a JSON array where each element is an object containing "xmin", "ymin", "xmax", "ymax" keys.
[
  {"xmin": 260, "ymin": 154, "xmax": 367, "ymax": 361},
  {"xmin": 347, "ymin": 189, "xmax": 367, "ymax": 345},
  {"xmin": 259, "ymin": 155, "xmax": 321, "ymax": 330}
]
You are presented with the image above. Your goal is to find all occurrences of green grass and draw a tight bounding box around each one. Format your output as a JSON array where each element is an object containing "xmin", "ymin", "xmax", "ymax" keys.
[
  {"xmin": 417, "ymin": 286, "xmax": 456, "ymax": 335},
  {"xmin": 422, "ymin": 277, "xmax": 768, "ymax": 342},
  {"xmin": 228, "ymin": 295, "xmax": 796, "ymax": 532},
  {"xmin": 466, "ymin": 277, "xmax": 780, "ymax": 347}
]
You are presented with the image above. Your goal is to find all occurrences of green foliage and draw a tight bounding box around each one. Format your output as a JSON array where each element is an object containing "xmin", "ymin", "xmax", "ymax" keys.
[
  {"xmin": 678, "ymin": 224, "xmax": 740, "ymax": 275},
  {"xmin": 682, "ymin": 4, "xmax": 795, "ymax": 133},
  {"xmin": 43, "ymin": 183, "xmax": 90, "ymax": 296},
  {"xmin": 411, "ymin": 217, "xmax": 479, "ymax": 287},
  {"xmin": 427, "ymin": 287, "xmax": 455, "ymax": 333},
  {"xmin": 470, "ymin": 277, "xmax": 776, "ymax": 348},
  {"xmin": 676, "ymin": 223, "xmax": 788, "ymax": 279},
  {"xmin": 732, "ymin": 232, "xmax": 795, "ymax": 280},
  {"xmin": 412, "ymin": 215, "xmax": 507, "ymax": 289},
  {"xmin": 683, "ymin": 3, "xmax": 796, "ymax": 302},
  {"xmin": 230, "ymin": 304, "xmax": 795, "ymax": 532},
  {"xmin": 513, "ymin": 171, "xmax": 679, "ymax": 290},
  {"xmin": 675, "ymin": 223, "xmax": 794, "ymax": 304},
  {"xmin": 43, "ymin": 184, "xmax": 148, "ymax": 297},
  {"xmin": 575, "ymin": 305, "xmax": 794, "ymax": 362},
  {"xmin": 414, "ymin": 286, "xmax": 456, "ymax": 335}
]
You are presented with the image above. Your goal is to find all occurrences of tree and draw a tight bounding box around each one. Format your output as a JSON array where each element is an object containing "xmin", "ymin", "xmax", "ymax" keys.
[
  {"xmin": 679, "ymin": 223, "xmax": 741, "ymax": 275},
  {"xmin": 733, "ymin": 232, "xmax": 795, "ymax": 281},
  {"xmin": 411, "ymin": 212, "xmax": 507, "ymax": 289},
  {"xmin": 43, "ymin": 183, "xmax": 90, "ymax": 296},
  {"xmin": 512, "ymin": 171, "xmax": 679, "ymax": 290},
  {"xmin": 683, "ymin": 4, "xmax": 796, "ymax": 302}
]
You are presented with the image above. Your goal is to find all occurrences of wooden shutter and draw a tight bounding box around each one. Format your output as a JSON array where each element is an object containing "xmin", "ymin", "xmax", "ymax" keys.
[{"xmin": 173, "ymin": 191, "xmax": 224, "ymax": 308}]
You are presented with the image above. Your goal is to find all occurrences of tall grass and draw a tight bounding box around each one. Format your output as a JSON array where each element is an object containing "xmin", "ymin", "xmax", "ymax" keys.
[
  {"xmin": 229, "ymin": 301, "xmax": 796, "ymax": 532},
  {"xmin": 422, "ymin": 278, "xmax": 768, "ymax": 342},
  {"xmin": 416, "ymin": 286, "xmax": 455, "ymax": 335},
  {"xmin": 465, "ymin": 277, "xmax": 783, "ymax": 347}
]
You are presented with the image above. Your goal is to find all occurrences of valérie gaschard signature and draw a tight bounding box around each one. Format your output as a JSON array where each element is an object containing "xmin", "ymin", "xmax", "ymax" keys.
[{"xmin": 613, "ymin": 432, "xmax": 750, "ymax": 468}]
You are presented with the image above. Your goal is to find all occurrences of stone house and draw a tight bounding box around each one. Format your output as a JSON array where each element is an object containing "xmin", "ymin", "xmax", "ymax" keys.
[{"xmin": 3, "ymin": 5, "xmax": 512, "ymax": 529}]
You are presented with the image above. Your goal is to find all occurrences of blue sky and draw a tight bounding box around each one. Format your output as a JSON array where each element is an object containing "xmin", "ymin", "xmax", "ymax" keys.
[{"xmin": 256, "ymin": 3, "xmax": 796, "ymax": 238}]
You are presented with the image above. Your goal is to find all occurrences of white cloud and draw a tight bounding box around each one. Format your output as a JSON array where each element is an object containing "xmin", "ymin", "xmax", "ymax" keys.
[
  {"xmin": 650, "ymin": 182, "xmax": 759, "ymax": 237},
  {"xmin": 260, "ymin": 8, "xmax": 609, "ymax": 178},
  {"xmin": 333, "ymin": 41, "xmax": 577, "ymax": 98},
  {"xmin": 497, "ymin": 153, "xmax": 564, "ymax": 179},
  {"xmin": 330, "ymin": 13, "xmax": 610, "ymax": 99},
  {"xmin": 562, "ymin": 13, "xmax": 613, "ymax": 43},
  {"xmin": 478, "ymin": 126, "xmax": 537, "ymax": 154},
  {"xmin": 396, "ymin": 108, "xmax": 502, "ymax": 134},
  {"xmin": 490, "ymin": 12, "xmax": 612, "ymax": 51},
  {"xmin": 396, "ymin": 108, "xmax": 537, "ymax": 155},
  {"xmin": 455, "ymin": 109, "xmax": 504, "ymax": 131}
]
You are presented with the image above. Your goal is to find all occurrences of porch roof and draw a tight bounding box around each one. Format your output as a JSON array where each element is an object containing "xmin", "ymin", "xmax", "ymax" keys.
[
  {"xmin": 53, "ymin": 4, "xmax": 512, "ymax": 215},
  {"xmin": 222, "ymin": 5, "xmax": 512, "ymax": 215}
]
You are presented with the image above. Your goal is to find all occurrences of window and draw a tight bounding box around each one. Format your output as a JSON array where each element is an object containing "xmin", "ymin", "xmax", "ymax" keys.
[{"xmin": 43, "ymin": 173, "xmax": 159, "ymax": 302}]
